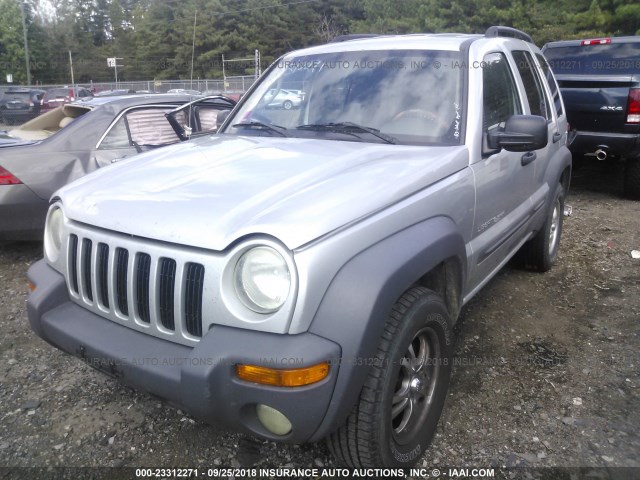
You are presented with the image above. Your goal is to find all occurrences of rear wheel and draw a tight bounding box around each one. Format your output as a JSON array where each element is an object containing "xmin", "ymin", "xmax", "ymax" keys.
[
  {"xmin": 327, "ymin": 286, "xmax": 453, "ymax": 468},
  {"xmin": 624, "ymin": 157, "xmax": 640, "ymax": 199},
  {"xmin": 517, "ymin": 183, "xmax": 565, "ymax": 271},
  {"xmin": 283, "ymin": 100, "xmax": 293, "ymax": 110}
]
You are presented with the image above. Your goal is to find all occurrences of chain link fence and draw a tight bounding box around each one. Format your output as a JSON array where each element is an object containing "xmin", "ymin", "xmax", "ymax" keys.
[{"xmin": 1, "ymin": 75, "xmax": 256, "ymax": 96}]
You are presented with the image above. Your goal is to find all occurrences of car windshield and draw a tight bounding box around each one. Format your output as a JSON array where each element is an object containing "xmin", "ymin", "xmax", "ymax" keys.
[
  {"xmin": 544, "ymin": 42, "xmax": 640, "ymax": 75},
  {"xmin": 225, "ymin": 49, "xmax": 465, "ymax": 146}
]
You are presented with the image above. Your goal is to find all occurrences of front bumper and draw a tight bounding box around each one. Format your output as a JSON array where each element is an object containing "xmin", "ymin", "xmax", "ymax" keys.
[
  {"xmin": 27, "ymin": 259, "xmax": 341, "ymax": 443},
  {"xmin": 0, "ymin": 184, "xmax": 48, "ymax": 241}
]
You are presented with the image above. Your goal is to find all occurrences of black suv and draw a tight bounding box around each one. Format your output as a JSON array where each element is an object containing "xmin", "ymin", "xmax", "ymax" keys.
[
  {"xmin": 543, "ymin": 36, "xmax": 640, "ymax": 198},
  {"xmin": 0, "ymin": 88, "xmax": 45, "ymax": 125}
]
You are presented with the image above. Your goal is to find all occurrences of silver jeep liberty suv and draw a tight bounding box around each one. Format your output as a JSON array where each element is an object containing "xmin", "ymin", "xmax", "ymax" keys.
[{"xmin": 28, "ymin": 26, "xmax": 571, "ymax": 468}]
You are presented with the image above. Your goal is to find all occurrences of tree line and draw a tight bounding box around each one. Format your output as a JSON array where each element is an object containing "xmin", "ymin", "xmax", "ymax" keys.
[{"xmin": 1, "ymin": 0, "xmax": 638, "ymax": 86}]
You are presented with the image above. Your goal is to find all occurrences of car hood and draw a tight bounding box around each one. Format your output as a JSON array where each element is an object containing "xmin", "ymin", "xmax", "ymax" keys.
[{"xmin": 58, "ymin": 135, "xmax": 468, "ymax": 251}]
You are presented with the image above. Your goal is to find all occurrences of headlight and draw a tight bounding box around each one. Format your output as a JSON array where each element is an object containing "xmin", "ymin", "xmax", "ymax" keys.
[
  {"xmin": 234, "ymin": 246, "xmax": 291, "ymax": 313},
  {"xmin": 44, "ymin": 206, "xmax": 64, "ymax": 263}
]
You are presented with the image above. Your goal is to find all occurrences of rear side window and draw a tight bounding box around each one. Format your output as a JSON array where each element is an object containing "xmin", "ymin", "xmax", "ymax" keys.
[
  {"xmin": 99, "ymin": 107, "xmax": 182, "ymax": 149},
  {"xmin": 536, "ymin": 53, "xmax": 564, "ymax": 118},
  {"xmin": 544, "ymin": 42, "xmax": 640, "ymax": 75},
  {"xmin": 482, "ymin": 52, "xmax": 522, "ymax": 131},
  {"xmin": 512, "ymin": 50, "xmax": 552, "ymax": 121}
]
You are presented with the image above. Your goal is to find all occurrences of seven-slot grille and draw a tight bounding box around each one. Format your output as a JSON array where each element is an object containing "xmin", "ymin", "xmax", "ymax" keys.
[{"xmin": 67, "ymin": 232, "xmax": 205, "ymax": 342}]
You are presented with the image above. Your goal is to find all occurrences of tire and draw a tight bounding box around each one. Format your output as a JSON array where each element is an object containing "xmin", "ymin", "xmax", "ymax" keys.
[
  {"xmin": 283, "ymin": 100, "xmax": 293, "ymax": 110},
  {"xmin": 624, "ymin": 157, "xmax": 640, "ymax": 199},
  {"xmin": 517, "ymin": 183, "xmax": 565, "ymax": 272},
  {"xmin": 327, "ymin": 286, "xmax": 454, "ymax": 469}
]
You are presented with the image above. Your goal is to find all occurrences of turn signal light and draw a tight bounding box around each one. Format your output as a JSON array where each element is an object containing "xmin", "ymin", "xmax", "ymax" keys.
[
  {"xmin": 236, "ymin": 362, "xmax": 330, "ymax": 387},
  {"xmin": 0, "ymin": 166, "xmax": 22, "ymax": 185}
]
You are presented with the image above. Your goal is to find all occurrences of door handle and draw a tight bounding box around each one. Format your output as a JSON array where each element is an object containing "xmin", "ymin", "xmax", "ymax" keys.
[
  {"xmin": 553, "ymin": 132, "xmax": 562, "ymax": 143},
  {"xmin": 521, "ymin": 151, "xmax": 536, "ymax": 166}
]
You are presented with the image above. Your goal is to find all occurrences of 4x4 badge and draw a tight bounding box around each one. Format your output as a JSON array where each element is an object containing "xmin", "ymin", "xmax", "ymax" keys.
[{"xmin": 600, "ymin": 106, "xmax": 623, "ymax": 111}]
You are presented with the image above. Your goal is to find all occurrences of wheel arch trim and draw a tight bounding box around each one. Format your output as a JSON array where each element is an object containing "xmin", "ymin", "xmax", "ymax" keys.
[{"xmin": 307, "ymin": 215, "xmax": 466, "ymax": 441}]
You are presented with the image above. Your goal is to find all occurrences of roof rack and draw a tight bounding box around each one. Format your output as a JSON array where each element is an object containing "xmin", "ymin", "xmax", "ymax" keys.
[
  {"xmin": 330, "ymin": 34, "xmax": 382, "ymax": 43},
  {"xmin": 485, "ymin": 26, "xmax": 533, "ymax": 44}
]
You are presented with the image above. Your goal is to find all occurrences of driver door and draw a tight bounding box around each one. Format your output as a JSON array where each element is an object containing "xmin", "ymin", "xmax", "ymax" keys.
[{"xmin": 468, "ymin": 52, "xmax": 535, "ymax": 291}]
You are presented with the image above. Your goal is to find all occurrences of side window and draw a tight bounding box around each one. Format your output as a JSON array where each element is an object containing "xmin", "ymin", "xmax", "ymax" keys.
[
  {"xmin": 99, "ymin": 117, "xmax": 130, "ymax": 149},
  {"xmin": 536, "ymin": 53, "xmax": 564, "ymax": 118},
  {"xmin": 197, "ymin": 108, "xmax": 225, "ymax": 132},
  {"xmin": 482, "ymin": 52, "xmax": 522, "ymax": 131},
  {"xmin": 98, "ymin": 108, "xmax": 181, "ymax": 150},
  {"xmin": 126, "ymin": 109, "xmax": 180, "ymax": 146},
  {"xmin": 512, "ymin": 50, "xmax": 552, "ymax": 121}
]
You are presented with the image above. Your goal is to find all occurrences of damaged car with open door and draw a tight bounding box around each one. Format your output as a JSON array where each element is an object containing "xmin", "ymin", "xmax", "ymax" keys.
[{"xmin": 0, "ymin": 94, "xmax": 235, "ymax": 240}]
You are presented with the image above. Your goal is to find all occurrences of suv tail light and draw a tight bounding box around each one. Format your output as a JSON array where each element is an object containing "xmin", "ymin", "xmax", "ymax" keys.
[
  {"xmin": 627, "ymin": 89, "xmax": 640, "ymax": 124},
  {"xmin": 0, "ymin": 166, "xmax": 22, "ymax": 185}
]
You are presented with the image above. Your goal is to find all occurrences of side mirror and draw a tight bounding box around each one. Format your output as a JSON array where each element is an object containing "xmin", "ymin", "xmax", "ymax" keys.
[
  {"xmin": 216, "ymin": 110, "xmax": 231, "ymax": 129},
  {"xmin": 487, "ymin": 115, "xmax": 548, "ymax": 152}
]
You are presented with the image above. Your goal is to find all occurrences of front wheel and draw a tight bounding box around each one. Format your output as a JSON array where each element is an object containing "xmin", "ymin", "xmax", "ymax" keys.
[
  {"xmin": 327, "ymin": 286, "xmax": 454, "ymax": 468},
  {"xmin": 282, "ymin": 100, "xmax": 293, "ymax": 110}
]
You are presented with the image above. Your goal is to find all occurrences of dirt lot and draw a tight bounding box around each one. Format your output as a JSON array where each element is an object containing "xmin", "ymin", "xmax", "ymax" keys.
[{"xmin": 0, "ymin": 159, "xmax": 638, "ymax": 478}]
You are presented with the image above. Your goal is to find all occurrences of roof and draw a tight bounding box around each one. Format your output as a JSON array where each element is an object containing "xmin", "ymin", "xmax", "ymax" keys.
[
  {"xmin": 285, "ymin": 26, "xmax": 534, "ymax": 57},
  {"xmin": 73, "ymin": 93, "xmax": 203, "ymax": 108},
  {"xmin": 295, "ymin": 34, "xmax": 482, "ymax": 56}
]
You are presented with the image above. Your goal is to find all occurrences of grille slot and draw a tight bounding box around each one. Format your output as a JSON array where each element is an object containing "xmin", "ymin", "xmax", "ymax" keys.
[
  {"xmin": 81, "ymin": 239, "xmax": 93, "ymax": 301},
  {"xmin": 115, "ymin": 248, "xmax": 129, "ymax": 316},
  {"xmin": 97, "ymin": 243, "xmax": 109, "ymax": 308},
  {"xmin": 69, "ymin": 234, "xmax": 79, "ymax": 294},
  {"xmin": 159, "ymin": 258, "xmax": 176, "ymax": 331},
  {"xmin": 184, "ymin": 263, "xmax": 205, "ymax": 337},
  {"xmin": 135, "ymin": 253, "xmax": 151, "ymax": 323}
]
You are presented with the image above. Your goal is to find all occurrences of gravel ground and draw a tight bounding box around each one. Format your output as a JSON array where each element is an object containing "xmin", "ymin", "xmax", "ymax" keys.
[{"xmin": 0, "ymin": 159, "xmax": 638, "ymax": 479}]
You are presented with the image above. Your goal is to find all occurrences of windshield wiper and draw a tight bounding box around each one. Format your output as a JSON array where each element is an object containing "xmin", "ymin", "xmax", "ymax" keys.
[
  {"xmin": 296, "ymin": 122, "xmax": 398, "ymax": 144},
  {"xmin": 232, "ymin": 121, "xmax": 288, "ymax": 137}
]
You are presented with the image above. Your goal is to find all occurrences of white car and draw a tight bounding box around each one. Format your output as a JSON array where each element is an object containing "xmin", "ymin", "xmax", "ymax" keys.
[{"xmin": 265, "ymin": 89, "xmax": 303, "ymax": 109}]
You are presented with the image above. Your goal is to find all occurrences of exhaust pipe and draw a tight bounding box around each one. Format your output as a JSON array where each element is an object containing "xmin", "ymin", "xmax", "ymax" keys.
[{"xmin": 595, "ymin": 149, "xmax": 607, "ymax": 161}]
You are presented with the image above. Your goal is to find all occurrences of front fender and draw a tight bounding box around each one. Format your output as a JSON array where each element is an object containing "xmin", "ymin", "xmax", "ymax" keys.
[{"xmin": 308, "ymin": 215, "xmax": 466, "ymax": 441}]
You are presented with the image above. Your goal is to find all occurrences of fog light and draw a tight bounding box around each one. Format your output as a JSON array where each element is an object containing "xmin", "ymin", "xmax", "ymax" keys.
[{"xmin": 256, "ymin": 404, "xmax": 292, "ymax": 436}]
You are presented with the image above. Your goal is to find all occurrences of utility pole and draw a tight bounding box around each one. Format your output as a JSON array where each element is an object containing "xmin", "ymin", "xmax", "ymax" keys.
[
  {"xmin": 20, "ymin": 2, "xmax": 31, "ymax": 85},
  {"xmin": 254, "ymin": 49, "xmax": 261, "ymax": 80},
  {"xmin": 69, "ymin": 51, "xmax": 76, "ymax": 96},
  {"xmin": 221, "ymin": 53, "xmax": 226, "ymax": 93}
]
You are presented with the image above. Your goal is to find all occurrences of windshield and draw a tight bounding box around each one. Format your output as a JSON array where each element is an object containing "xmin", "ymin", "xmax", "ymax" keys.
[
  {"xmin": 544, "ymin": 42, "xmax": 640, "ymax": 75},
  {"xmin": 225, "ymin": 49, "xmax": 465, "ymax": 146}
]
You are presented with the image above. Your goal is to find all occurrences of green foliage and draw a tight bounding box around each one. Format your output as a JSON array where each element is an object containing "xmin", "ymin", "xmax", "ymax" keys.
[
  {"xmin": 0, "ymin": 0, "xmax": 27, "ymax": 83},
  {"xmin": 1, "ymin": 0, "xmax": 638, "ymax": 86}
]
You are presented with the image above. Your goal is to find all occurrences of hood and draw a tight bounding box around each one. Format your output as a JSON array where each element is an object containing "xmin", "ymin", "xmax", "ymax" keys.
[{"xmin": 58, "ymin": 135, "xmax": 468, "ymax": 251}]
